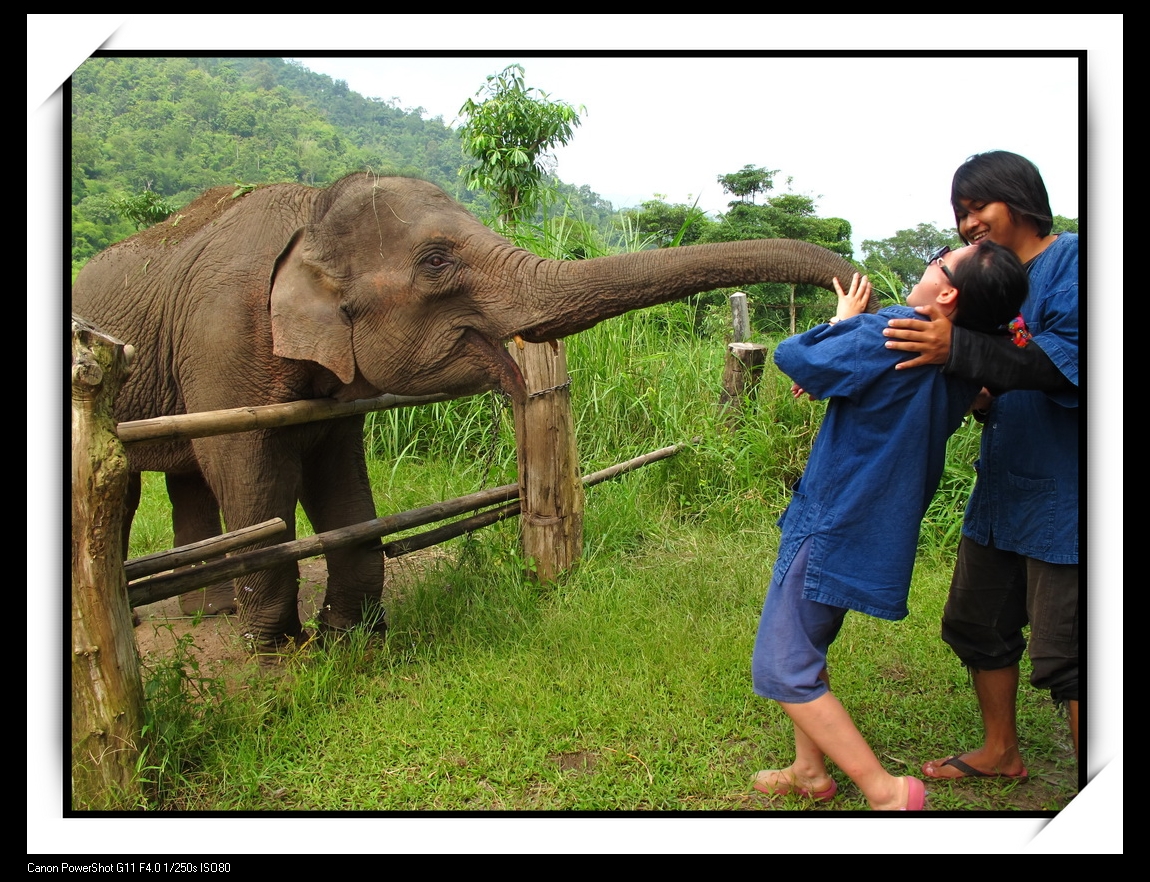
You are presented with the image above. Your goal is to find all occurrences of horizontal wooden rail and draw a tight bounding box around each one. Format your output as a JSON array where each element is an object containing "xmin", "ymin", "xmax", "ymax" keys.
[
  {"xmin": 127, "ymin": 440, "xmax": 694, "ymax": 608},
  {"xmin": 124, "ymin": 518, "xmax": 287, "ymax": 581},
  {"xmin": 117, "ymin": 392, "xmax": 457, "ymax": 445}
]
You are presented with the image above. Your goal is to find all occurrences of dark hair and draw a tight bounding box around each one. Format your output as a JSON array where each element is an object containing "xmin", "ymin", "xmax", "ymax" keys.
[
  {"xmin": 950, "ymin": 240, "xmax": 1029, "ymax": 333},
  {"xmin": 951, "ymin": 151, "xmax": 1054, "ymax": 240}
]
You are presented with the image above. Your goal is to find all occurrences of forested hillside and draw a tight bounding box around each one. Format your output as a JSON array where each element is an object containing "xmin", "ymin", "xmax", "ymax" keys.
[
  {"xmin": 72, "ymin": 55, "xmax": 1073, "ymax": 319},
  {"xmin": 69, "ymin": 56, "xmax": 613, "ymax": 275}
]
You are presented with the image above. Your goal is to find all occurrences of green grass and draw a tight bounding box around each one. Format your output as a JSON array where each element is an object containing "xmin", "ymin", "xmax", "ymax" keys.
[
  {"xmin": 124, "ymin": 234, "xmax": 1076, "ymax": 813},
  {"xmin": 134, "ymin": 503, "xmax": 1077, "ymax": 812}
]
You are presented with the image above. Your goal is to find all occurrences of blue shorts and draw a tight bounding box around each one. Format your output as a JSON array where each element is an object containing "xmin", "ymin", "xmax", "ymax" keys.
[{"xmin": 752, "ymin": 536, "xmax": 848, "ymax": 704}]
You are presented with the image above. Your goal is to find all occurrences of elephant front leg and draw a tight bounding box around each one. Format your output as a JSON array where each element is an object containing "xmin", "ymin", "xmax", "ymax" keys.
[
  {"xmin": 310, "ymin": 543, "xmax": 387, "ymax": 637},
  {"xmin": 195, "ymin": 434, "xmax": 307, "ymax": 659},
  {"xmin": 299, "ymin": 418, "xmax": 387, "ymax": 638},
  {"xmin": 166, "ymin": 471, "xmax": 238, "ymax": 616},
  {"xmin": 232, "ymin": 561, "xmax": 308, "ymax": 658}
]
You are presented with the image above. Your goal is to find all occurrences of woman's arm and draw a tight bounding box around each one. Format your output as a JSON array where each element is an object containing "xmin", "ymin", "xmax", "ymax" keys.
[{"xmin": 883, "ymin": 303, "xmax": 1071, "ymax": 393}]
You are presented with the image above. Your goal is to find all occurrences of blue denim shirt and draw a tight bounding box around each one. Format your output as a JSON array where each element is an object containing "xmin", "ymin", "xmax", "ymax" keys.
[
  {"xmin": 962, "ymin": 233, "xmax": 1079, "ymax": 563},
  {"xmin": 773, "ymin": 307, "xmax": 979, "ymax": 620}
]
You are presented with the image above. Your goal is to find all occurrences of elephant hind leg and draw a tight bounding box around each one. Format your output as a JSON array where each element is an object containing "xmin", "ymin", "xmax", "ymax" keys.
[
  {"xmin": 123, "ymin": 472, "xmax": 143, "ymax": 627},
  {"xmin": 165, "ymin": 471, "xmax": 239, "ymax": 616}
]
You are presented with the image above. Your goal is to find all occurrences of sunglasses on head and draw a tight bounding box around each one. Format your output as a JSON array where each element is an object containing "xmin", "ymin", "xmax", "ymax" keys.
[{"xmin": 926, "ymin": 245, "xmax": 956, "ymax": 286}]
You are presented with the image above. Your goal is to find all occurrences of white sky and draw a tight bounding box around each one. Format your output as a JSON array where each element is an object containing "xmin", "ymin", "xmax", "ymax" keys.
[
  {"xmin": 284, "ymin": 55, "xmax": 1080, "ymax": 256},
  {"xmin": 31, "ymin": 14, "xmax": 1121, "ymax": 856}
]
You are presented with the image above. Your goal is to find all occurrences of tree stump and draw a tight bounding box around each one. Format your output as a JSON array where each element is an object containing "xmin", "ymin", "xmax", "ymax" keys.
[
  {"xmin": 71, "ymin": 316, "xmax": 147, "ymax": 809},
  {"xmin": 510, "ymin": 340, "xmax": 584, "ymax": 582},
  {"xmin": 719, "ymin": 342, "xmax": 769, "ymax": 426}
]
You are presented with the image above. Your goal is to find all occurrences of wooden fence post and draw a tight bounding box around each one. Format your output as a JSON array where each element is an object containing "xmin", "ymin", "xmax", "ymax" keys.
[
  {"xmin": 510, "ymin": 340, "xmax": 584, "ymax": 582},
  {"xmin": 71, "ymin": 317, "xmax": 147, "ymax": 809},
  {"xmin": 730, "ymin": 292, "xmax": 750, "ymax": 343},
  {"xmin": 719, "ymin": 293, "xmax": 767, "ymax": 424}
]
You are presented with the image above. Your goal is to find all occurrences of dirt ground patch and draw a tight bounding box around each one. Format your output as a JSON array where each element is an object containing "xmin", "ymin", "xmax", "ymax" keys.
[{"xmin": 132, "ymin": 550, "xmax": 446, "ymax": 675}]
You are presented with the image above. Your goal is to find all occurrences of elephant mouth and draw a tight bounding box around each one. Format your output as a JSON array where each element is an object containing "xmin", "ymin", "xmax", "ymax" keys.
[{"xmin": 460, "ymin": 328, "xmax": 527, "ymax": 404}]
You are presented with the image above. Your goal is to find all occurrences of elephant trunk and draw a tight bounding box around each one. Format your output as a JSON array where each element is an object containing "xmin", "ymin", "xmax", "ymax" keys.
[{"xmin": 512, "ymin": 239, "xmax": 863, "ymax": 343}]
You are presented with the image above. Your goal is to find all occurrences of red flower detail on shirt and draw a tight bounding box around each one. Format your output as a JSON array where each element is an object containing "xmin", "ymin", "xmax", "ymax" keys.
[{"xmin": 1008, "ymin": 314, "xmax": 1032, "ymax": 348}]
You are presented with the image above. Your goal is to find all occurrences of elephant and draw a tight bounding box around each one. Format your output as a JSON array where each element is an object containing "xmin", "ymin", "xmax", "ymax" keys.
[{"xmin": 72, "ymin": 171, "xmax": 864, "ymax": 656}]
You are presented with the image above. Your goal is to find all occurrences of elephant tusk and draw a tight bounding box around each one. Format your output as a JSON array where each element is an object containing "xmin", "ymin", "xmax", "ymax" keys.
[{"xmin": 513, "ymin": 334, "xmax": 526, "ymax": 350}]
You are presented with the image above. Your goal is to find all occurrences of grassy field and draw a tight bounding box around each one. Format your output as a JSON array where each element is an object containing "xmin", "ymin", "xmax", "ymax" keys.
[{"xmin": 124, "ymin": 303, "xmax": 1079, "ymax": 814}]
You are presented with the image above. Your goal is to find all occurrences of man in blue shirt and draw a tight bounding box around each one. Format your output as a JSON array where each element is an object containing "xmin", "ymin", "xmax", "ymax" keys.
[
  {"xmin": 883, "ymin": 151, "xmax": 1079, "ymax": 780},
  {"xmin": 752, "ymin": 240, "xmax": 1028, "ymax": 810}
]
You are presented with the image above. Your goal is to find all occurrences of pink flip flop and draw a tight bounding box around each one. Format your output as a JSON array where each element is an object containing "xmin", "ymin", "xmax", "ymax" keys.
[{"xmin": 898, "ymin": 777, "xmax": 926, "ymax": 811}]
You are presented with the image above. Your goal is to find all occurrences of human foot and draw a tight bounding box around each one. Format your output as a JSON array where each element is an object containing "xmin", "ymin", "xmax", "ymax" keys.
[
  {"xmin": 869, "ymin": 776, "xmax": 926, "ymax": 811},
  {"xmin": 752, "ymin": 768, "xmax": 838, "ymax": 802},
  {"xmin": 921, "ymin": 752, "xmax": 1028, "ymax": 780}
]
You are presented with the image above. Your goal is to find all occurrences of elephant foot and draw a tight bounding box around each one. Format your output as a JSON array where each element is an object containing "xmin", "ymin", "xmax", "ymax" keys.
[
  {"xmin": 240, "ymin": 618, "xmax": 312, "ymax": 666},
  {"xmin": 248, "ymin": 633, "xmax": 313, "ymax": 668},
  {"xmin": 316, "ymin": 601, "xmax": 388, "ymax": 639},
  {"xmin": 179, "ymin": 583, "xmax": 239, "ymax": 617}
]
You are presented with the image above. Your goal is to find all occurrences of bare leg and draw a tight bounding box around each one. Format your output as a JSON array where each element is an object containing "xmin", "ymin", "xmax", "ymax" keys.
[
  {"xmin": 755, "ymin": 669, "xmax": 835, "ymax": 796},
  {"xmin": 780, "ymin": 691, "xmax": 918, "ymax": 810},
  {"xmin": 923, "ymin": 665, "xmax": 1028, "ymax": 778}
]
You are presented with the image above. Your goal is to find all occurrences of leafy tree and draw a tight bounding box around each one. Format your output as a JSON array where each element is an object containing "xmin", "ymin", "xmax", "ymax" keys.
[
  {"xmin": 457, "ymin": 64, "xmax": 583, "ymax": 230},
  {"xmin": 69, "ymin": 56, "xmax": 620, "ymax": 275},
  {"xmin": 716, "ymin": 164, "xmax": 777, "ymax": 204},
  {"xmin": 1052, "ymin": 215, "xmax": 1078, "ymax": 235},
  {"xmin": 110, "ymin": 189, "xmax": 176, "ymax": 230},
  {"xmin": 703, "ymin": 187, "xmax": 852, "ymax": 257},
  {"xmin": 618, "ymin": 196, "xmax": 714, "ymax": 249},
  {"xmin": 861, "ymin": 222, "xmax": 961, "ymax": 298},
  {"xmin": 696, "ymin": 167, "xmax": 857, "ymax": 333}
]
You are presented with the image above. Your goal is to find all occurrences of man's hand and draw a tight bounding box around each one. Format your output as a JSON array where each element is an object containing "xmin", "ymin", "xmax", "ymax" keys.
[
  {"xmin": 790, "ymin": 382, "xmax": 820, "ymax": 401},
  {"xmin": 832, "ymin": 273, "xmax": 872, "ymax": 324},
  {"xmin": 883, "ymin": 302, "xmax": 953, "ymax": 369}
]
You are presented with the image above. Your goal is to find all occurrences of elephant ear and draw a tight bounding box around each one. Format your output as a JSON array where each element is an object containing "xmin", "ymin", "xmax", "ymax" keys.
[{"xmin": 270, "ymin": 227, "xmax": 357, "ymax": 384}]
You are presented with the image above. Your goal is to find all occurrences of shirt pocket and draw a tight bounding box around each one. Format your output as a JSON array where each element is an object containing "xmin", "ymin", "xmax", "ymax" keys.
[{"xmin": 1001, "ymin": 471, "xmax": 1058, "ymax": 548}]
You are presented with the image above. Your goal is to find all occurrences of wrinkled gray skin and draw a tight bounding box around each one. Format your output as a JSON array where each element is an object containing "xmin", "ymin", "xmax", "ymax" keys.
[{"xmin": 72, "ymin": 172, "xmax": 862, "ymax": 654}]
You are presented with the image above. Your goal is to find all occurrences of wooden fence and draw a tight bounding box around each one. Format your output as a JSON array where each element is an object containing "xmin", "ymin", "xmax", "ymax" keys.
[{"xmin": 70, "ymin": 316, "xmax": 690, "ymax": 808}]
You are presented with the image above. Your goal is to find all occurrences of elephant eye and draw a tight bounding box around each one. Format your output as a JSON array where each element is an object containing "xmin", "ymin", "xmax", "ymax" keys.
[{"xmin": 421, "ymin": 253, "xmax": 454, "ymax": 273}]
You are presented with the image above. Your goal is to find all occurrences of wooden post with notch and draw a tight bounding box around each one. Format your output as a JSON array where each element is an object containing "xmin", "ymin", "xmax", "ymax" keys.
[
  {"xmin": 71, "ymin": 316, "xmax": 147, "ymax": 809},
  {"xmin": 719, "ymin": 292, "xmax": 768, "ymax": 423},
  {"xmin": 510, "ymin": 340, "xmax": 584, "ymax": 582}
]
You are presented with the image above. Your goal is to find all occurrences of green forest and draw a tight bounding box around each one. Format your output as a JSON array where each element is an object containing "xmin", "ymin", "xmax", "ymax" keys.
[{"xmin": 70, "ymin": 56, "xmax": 616, "ymax": 276}]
